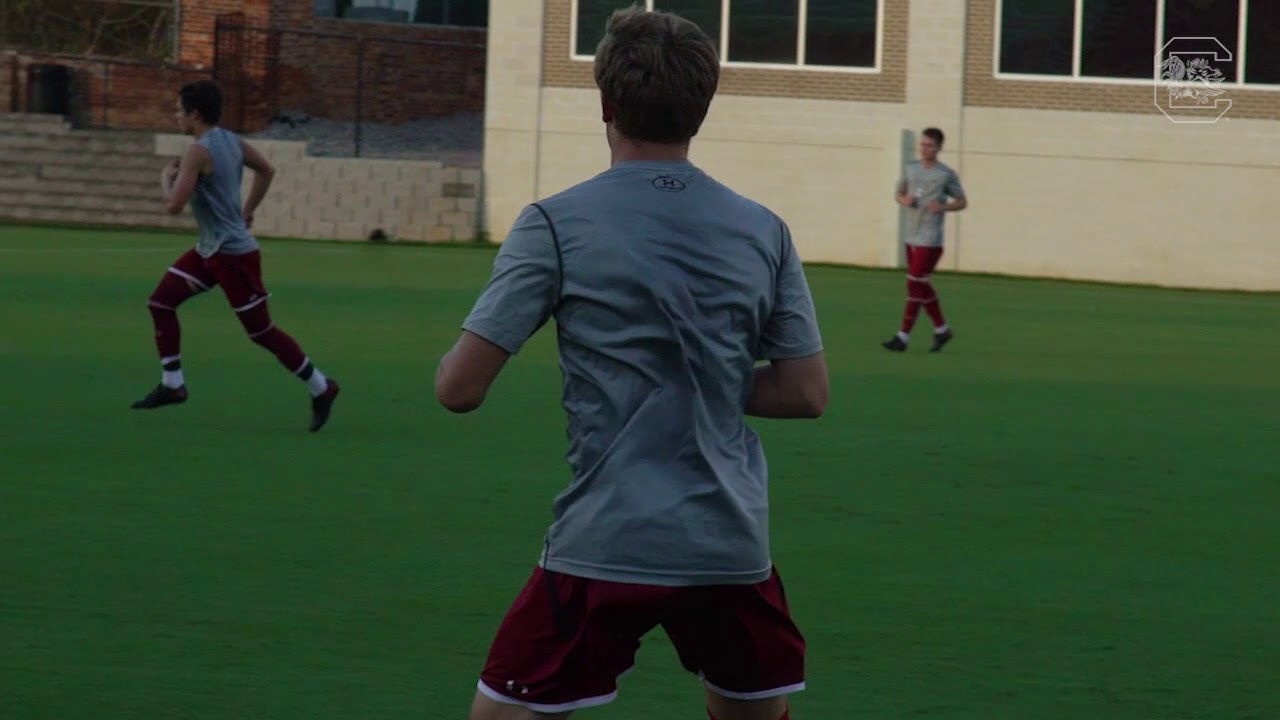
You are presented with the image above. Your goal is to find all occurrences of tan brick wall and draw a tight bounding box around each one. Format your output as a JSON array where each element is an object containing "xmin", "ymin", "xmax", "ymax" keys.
[
  {"xmin": 964, "ymin": 0, "xmax": 1280, "ymax": 120},
  {"xmin": 155, "ymin": 134, "xmax": 483, "ymax": 242},
  {"xmin": 541, "ymin": 0, "xmax": 907, "ymax": 103}
]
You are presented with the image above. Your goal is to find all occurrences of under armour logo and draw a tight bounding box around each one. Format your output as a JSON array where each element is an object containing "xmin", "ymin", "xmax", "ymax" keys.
[
  {"xmin": 652, "ymin": 176, "xmax": 687, "ymax": 192},
  {"xmin": 506, "ymin": 680, "xmax": 530, "ymax": 695}
]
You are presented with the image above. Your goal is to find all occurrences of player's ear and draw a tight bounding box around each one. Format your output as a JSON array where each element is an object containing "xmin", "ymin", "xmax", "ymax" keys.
[{"xmin": 600, "ymin": 94, "xmax": 614, "ymax": 124}]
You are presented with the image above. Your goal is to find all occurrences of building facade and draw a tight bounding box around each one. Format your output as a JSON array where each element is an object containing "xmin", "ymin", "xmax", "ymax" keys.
[
  {"xmin": 483, "ymin": 0, "xmax": 1280, "ymax": 292},
  {"xmin": 4, "ymin": 0, "xmax": 485, "ymax": 133}
]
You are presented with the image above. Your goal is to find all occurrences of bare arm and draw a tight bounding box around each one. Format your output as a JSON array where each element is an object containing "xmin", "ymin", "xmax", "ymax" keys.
[
  {"xmin": 746, "ymin": 353, "xmax": 829, "ymax": 419},
  {"xmin": 240, "ymin": 138, "xmax": 276, "ymax": 227},
  {"xmin": 894, "ymin": 176, "xmax": 914, "ymax": 207},
  {"xmin": 436, "ymin": 205, "xmax": 560, "ymax": 414},
  {"xmin": 941, "ymin": 170, "xmax": 967, "ymax": 212},
  {"xmin": 435, "ymin": 331, "xmax": 513, "ymax": 413},
  {"xmin": 162, "ymin": 145, "xmax": 209, "ymax": 214}
]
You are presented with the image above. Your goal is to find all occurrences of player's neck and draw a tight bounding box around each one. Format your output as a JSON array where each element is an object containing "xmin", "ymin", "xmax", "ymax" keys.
[
  {"xmin": 610, "ymin": 138, "xmax": 690, "ymax": 166},
  {"xmin": 190, "ymin": 123, "xmax": 214, "ymax": 140},
  {"xmin": 921, "ymin": 157, "xmax": 939, "ymax": 168}
]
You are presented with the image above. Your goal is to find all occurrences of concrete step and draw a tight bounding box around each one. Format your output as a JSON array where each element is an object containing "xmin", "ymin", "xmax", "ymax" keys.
[
  {"xmin": 0, "ymin": 131, "xmax": 156, "ymax": 155},
  {"xmin": 0, "ymin": 189, "xmax": 171, "ymax": 214},
  {"xmin": 0, "ymin": 112, "xmax": 71, "ymax": 135},
  {"xmin": 0, "ymin": 201, "xmax": 195, "ymax": 230},
  {"xmin": 0, "ymin": 175, "xmax": 157, "ymax": 199},
  {"xmin": 0, "ymin": 163, "xmax": 39, "ymax": 179},
  {"xmin": 0, "ymin": 147, "xmax": 165, "ymax": 170}
]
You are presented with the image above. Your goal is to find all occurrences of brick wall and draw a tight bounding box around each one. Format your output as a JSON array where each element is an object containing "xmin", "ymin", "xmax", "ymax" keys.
[
  {"xmin": 541, "ymin": 0, "xmax": 906, "ymax": 103},
  {"xmin": 2, "ymin": 50, "xmax": 212, "ymax": 130},
  {"xmin": 267, "ymin": 27, "xmax": 486, "ymax": 124},
  {"xmin": 964, "ymin": 0, "xmax": 1280, "ymax": 120},
  {"xmin": 268, "ymin": 0, "xmax": 487, "ymax": 124},
  {"xmin": 178, "ymin": 0, "xmax": 271, "ymax": 68}
]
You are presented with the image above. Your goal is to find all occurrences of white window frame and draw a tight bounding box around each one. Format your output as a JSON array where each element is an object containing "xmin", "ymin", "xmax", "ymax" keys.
[
  {"xmin": 993, "ymin": 0, "xmax": 1280, "ymax": 89},
  {"xmin": 570, "ymin": 0, "xmax": 884, "ymax": 74}
]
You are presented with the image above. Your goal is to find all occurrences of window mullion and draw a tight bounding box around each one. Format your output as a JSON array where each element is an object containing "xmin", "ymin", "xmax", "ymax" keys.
[
  {"xmin": 1072, "ymin": 0, "xmax": 1084, "ymax": 77},
  {"xmin": 721, "ymin": 0, "xmax": 731, "ymax": 63},
  {"xmin": 797, "ymin": 0, "xmax": 808, "ymax": 66},
  {"xmin": 1238, "ymin": 0, "xmax": 1249, "ymax": 84}
]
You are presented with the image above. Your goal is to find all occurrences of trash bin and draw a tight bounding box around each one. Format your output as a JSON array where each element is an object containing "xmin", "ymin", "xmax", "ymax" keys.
[{"xmin": 26, "ymin": 63, "xmax": 72, "ymax": 116}]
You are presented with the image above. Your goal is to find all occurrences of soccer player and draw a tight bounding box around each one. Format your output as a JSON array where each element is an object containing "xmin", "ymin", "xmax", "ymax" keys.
[
  {"xmin": 435, "ymin": 7, "xmax": 828, "ymax": 720},
  {"xmin": 131, "ymin": 79, "xmax": 340, "ymax": 432},
  {"xmin": 882, "ymin": 126, "xmax": 967, "ymax": 353}
]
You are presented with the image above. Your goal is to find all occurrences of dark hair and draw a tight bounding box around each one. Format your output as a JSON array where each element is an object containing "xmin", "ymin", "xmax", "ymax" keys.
[
  {"xmin": 922, "ymin": 127, "xmax": 945, "ymax": 147},
  {"xmin": 179, "ymin": 80, "xmax": 223, "ymax": 125},
  {"xmin": 593, "ymin": 5, "xmax": 720, "ymax": 144}
]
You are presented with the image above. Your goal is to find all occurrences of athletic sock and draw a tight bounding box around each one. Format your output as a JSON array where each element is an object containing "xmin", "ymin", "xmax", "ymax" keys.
[
  {"xmin": 295, "ymin": 358, "xmax": 329, "ymax": 397},
  {"xmin": 924, "ymin": 298, "xmax": 947, "ymax": 329},
  {"xmin": 161, "ymin": 356, "xmax": 184, "ymax": 389},
  {"xmin": 900, "ymin": 298, "xmax": 922, "ymax": 335},
  {"xmin": 306, "ymin": 367, "xmax": 329, "ymax": 397}
]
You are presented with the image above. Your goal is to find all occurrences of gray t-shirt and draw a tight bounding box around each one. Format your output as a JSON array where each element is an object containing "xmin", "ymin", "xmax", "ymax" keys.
[
  {"xmin": 461, "ymin": 159, "xmax": 824, "ymax": 587},
  {"xmin": 897, "ymin": 160, "xmax": 965, "ymax": 248},
  {"xmin": 191, "ymin": 127, "xmax": 259, "ymax": 258}
]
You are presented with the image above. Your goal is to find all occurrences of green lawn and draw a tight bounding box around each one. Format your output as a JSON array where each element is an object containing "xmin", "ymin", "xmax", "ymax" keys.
[{"xmin": 2, "ymin": 224, "xmax": 1278, "ymax": 719}]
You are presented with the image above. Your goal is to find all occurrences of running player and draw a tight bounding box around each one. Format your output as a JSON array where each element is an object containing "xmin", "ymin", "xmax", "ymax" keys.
[
  {"xmin": 435, "ymin": 8, "xmax": 828, "ymax": 720},
  {"xmin": 132, "ymin": 79, "xmax": 340, "ymax": 432},
  {"xmin": 883, "ymin": 127, "xmax": 967, "ymax": 353}
]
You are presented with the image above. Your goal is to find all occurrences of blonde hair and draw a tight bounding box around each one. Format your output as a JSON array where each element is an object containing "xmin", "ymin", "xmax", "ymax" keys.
[{"xmin": 593, "ymin": 5, "xmax": 720, "ymax": 144}]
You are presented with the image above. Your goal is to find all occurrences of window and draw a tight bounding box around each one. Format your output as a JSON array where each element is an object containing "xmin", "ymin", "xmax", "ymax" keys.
[
  {"xmin": 572, "ymin": 0, "xmax": 881, "ymax": 70},
  {"xmin": 317, "ymin": 0, "xmax": 487, "ymax": 28},
  {"xmin": 996, "ymin": 0, "xmax": 1279, "ymax": 85}
]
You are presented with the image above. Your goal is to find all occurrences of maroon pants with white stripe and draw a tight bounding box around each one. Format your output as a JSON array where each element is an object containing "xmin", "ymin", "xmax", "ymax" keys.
[
  {"xmin": 901, "ymin": 243, "xmax": 947, "ymax": 334},
  {"xmin": 147, "ymin": 248, "xmax": 308, "ymax": 374}
]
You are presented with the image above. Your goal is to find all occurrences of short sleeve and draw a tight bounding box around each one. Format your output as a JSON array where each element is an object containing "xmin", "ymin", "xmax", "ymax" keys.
[
  {"xmin": 758, "ymin": 222, "xmax": 824, "ymax": 361},
  {"xmin": 945, "ymin": 169, "xmax": 966, "ymax": 200},
  {"xmin": 461, "ymin": 204, "xmax": 561, "ymax": 355}
]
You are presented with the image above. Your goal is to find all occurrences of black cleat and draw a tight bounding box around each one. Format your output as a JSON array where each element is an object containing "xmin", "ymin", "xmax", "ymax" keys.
[
  {"xmin": 882, "ymin": 336, "xmax": 908, "ymax": 352},
  {"xmin": 131, "ymin": 383, "xmax": 188, "ymax": 409},
  {"xmin": 929, "ymin": 329, "xmax": 954, "ymax": 353},
  {"xmin": 310, "ymin": 379, "xmax": 340, "ymax": 433}
]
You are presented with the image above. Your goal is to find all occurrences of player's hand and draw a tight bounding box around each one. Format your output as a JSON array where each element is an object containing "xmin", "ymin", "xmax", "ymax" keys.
[
  {"xmin": 162, "ymin": 164, "xmax": 178, "ymax": 183},
  {"xmin": 896, "ymin": 194, "xmax": 914, "ymax": 208},
  {"xmin": 927, "ymin": 200, "xmax": 945, "ymax": 214}
]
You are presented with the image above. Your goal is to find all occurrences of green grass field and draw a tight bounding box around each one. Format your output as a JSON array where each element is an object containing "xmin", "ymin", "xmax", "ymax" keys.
[{"xmin": 2, "ymin": 223, "xmax": 1279, "ymax": 719}]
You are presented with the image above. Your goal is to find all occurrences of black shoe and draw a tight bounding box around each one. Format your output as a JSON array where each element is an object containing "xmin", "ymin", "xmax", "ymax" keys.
[
  {"xmin": 929, "ymin": 329, "xmax": 954, "ymax": 353},
  {"xmin": 131, "ymin": 383, "xmax": 188, "ymax": 409},
  {"xmin": 882, "ymin": 336, "xmax": 908, "ymax": 352},
  {"xmin": 310, "ymin": 379, "xmax": 340, "ymax": 432}
]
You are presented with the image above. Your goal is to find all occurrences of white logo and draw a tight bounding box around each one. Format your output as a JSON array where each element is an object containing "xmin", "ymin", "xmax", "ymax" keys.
[{"xmin": 1155, "ymin": 37, "xmax": 1232, "ymax": 124}]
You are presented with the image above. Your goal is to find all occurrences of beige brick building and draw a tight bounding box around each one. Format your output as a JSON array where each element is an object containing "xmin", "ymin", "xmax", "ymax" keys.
[{"xmin": 483, "ymin": 0, "xmax": 1280, "ymax": 292}]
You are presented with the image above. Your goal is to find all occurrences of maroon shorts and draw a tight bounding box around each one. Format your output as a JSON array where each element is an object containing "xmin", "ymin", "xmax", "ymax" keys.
[
  {"xmin": 906, "ymin": 244, "xmax": 944, "ymax": 278},
  {"xmin": 476, "ymin": 565, "xmax": 806, "ymax": 714},
  {"xmin": 168, "ymin": 248, "xmax": 270, "ymax": 312}
]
